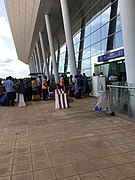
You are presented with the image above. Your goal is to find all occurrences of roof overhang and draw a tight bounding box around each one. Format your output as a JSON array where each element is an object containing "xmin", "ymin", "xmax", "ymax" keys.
[{"xmin": 4, "ymin": 0, "xmax": 110, "ymax": 64}]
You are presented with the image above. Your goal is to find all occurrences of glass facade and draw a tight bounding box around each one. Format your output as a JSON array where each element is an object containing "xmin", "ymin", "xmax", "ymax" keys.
[{"xmin": 51, "ymin": 0, "xmax": 123, "ymax": 77}]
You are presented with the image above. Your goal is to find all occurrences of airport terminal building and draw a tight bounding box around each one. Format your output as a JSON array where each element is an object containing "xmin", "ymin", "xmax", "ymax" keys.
[{"xmin": 4, "ymin": 0, "xmax": 135, "ymax": 86}]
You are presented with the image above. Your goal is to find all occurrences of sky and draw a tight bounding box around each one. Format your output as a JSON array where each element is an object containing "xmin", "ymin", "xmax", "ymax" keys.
[{"xmin": 0, "ymin": 0, "xmax": 29, "ymax": 79}]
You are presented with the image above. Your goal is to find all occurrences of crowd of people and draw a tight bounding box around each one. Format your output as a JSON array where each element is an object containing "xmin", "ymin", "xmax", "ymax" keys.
[{"xmin": 0, "ymin": 73, "xmax": 91, "ymax": 107}]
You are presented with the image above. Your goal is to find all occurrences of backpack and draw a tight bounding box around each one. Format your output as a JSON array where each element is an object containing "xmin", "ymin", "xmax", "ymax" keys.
[{"xmin": 0, "ymin": 94, "xmax": 8, "ymax": 106}]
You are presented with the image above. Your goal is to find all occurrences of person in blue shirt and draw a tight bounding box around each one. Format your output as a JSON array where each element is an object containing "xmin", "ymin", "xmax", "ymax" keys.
[{"xmin": 3, "ymin": 76, "xmax": 15, "ymax": 106}]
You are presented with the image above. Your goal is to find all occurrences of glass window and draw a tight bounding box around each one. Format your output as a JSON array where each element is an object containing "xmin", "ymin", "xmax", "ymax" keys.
[
  {"xmin": 81, "ymin": 69, "xmax": 91, "ymax": 76},
  {"xmin": 75, "ymin": 52, "xmax": 79, "ymax": 61},
  {"xmin": 58, "ymin": 60, "xmax": 64, "ymax": 73},
  {"xmin": 101, "ymin": 6, "xmax": 111, "ymax": 26},
  {"xmin": 84, "ymin": 35, "xmax": 90, "ymax": 48},
  {"xmin": 74, "ymin": 42, "xmax": 80, "ymax": 53},
  {"xmin": 116, "ymin": 15, "xmax": 122, "ymax": 32},
  {"xmin": 101, "ymin": 38, "xmax": 107, "ymax": 53},
  {"xmin": 59, "ymin": 53, "xmax": 65, "ymax": 61},
  {"xmin": 117, "ymin": 1, "xmax": 120, "ymax": 15},
  {"xmin": 82, "ymin": 59, "xmax": 90, "ymax": 69},
  {"xmin": 91, "ymin": 42, "xmax": 100, "ymax": 57},
  {"xmin": 73, "ymin": 31, "xmax": 81, "ymax": 45},
  {"xmin": 91, "ymin": 15, "xmax": 100, "ymax": 33},
  {"xmin": 82, "ymin": 47, "xmax": 90, "ymax": 59},
  {"xmin": 60, "ymin": 44, "xmax": 66, "ymax": 54},
  {"xmin": 101, "ymin": 23, "xmax": 109, "ymax": 40},
  {"xmin": 114, "ymin": 31, "xmax": 123, "ymax": 49},
  {"xmin": 91, "ymin": 29, "xmax": 100, "ymax": 45},
  {"xmin": 85, "ymin": 23, "xmax": 90, "ymax": 37}
]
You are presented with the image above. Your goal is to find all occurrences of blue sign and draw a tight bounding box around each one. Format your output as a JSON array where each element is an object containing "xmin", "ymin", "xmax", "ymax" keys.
[{"xmin": 98, "ymin": 49, "xmax": 124, "ymax": 62}]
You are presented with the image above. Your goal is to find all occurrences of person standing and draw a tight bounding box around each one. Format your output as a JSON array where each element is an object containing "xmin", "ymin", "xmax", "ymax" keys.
[
  {"xmin": 59, "ymin": 74, "xmax": 64, "ymax": 90},
  {"xmin": 18, "ymin": 79, "xmax": 26, "ymax": 107},
  {"xmin": 36, "ymin": 75, "xmax": 42, "ymax": 98},
  {"xmin": 42, "ymin": 76, "xmax": 48, "ymax": 101},
  {"xmin": 3, "ymin": 76, "xmax": 15, "ymax": 106}
]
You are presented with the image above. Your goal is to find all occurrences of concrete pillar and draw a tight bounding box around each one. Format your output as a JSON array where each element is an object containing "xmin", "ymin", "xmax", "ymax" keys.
[
  {"xmin": 32, "ymin": 54, "xmax": 36, "ymax": 73},
  {"xmin": 29, "ymin": 61, "xmax": 32, "ymax": 73},
  {"xmin": 119, "ymin": 0, "xmax": 135, "ymax": 117},
  {"xmin": 39, "ymin": 32, "xmax": 49, "ymax": 79},
  {"xmin": 33, "ymin": 49, "xmax": 39, "ymax": 73},
  {"xmin": 45, "ymin": 14, "xmax": 59, "ymax": 83},
  {"xmin": 36, "ymin": 42, "xmax": 42, "ymax": 73},
  {"xmin": 30, "ymin": 60, "xmax": 34, "ymax": 73},
  {"xmin": 32, "ymin": 53, "xmax": 37, "ymax": 73},
  {"xmin": 60, "ymin": 0, "xmax": 77, "ymax": 77},
  {"xmin": 119, "ymin": 0, "xmax": 135, "ymax": 84}
]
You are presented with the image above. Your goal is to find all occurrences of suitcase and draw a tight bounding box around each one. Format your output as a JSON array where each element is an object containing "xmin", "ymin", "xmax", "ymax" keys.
[
  {"xmin": 0, "ymin": 94, "xmax": 8, "ymax": 106},
  {"xmin": 74, "ymin": 92, "xmax": 81, "ymax": 99},
  {"xmin": 33, "ymin": 94, "xmax": 40, "ymax": 101},
  {"xmin": 69, "ymin": 89, "xmax": 74, "ymax": 97}
]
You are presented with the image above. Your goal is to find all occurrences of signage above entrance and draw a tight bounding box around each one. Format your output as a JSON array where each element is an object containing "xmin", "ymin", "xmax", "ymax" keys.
[{"xmin": 98, "ymin": 49, "xmax": 124, "ymax": 62}]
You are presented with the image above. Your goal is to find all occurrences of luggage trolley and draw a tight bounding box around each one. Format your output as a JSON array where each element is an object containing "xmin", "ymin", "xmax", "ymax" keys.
[{"xmin": 93, "ymin": 91, "xmax": 115, "ymax": 116}]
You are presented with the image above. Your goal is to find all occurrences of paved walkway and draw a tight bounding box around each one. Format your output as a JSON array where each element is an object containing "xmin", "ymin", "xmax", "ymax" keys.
[{"xmin": 0, "ymin": 97, "xmax": 135, "ymax": 180}]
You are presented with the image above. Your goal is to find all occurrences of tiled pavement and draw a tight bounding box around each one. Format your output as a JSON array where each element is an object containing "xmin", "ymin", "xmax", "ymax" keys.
[{"xmin": 0, "ymin": 97, "xmax": 135, "ymax": 180}]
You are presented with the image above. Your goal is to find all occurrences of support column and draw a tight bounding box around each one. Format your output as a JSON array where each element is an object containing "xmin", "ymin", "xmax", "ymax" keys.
[
  {"xmin": 33, "ymin": 49, "xmax": 39, "ymax": 73},
  {"xmin": 119, "ymin": 0, "xmax": 135, "ymax": 84},
  {"xmin": 119, "ymin": 0, "xmax": 135, "ymax": 117},
  {"xmin": 36, "ymin": 42, "xmax": 43, "ymax": 73},
  {"xmin": 29, "ymin": 61, "xmax": 32, "ymax": 74},
  {"xmin": 30, "ymin": 60, "xmax": 34, "ymax": 73},
  {"xmin": 78, "ymin": 18, "xmax": 86, "ymax": 73},
  {"xmin": 60, "ymin": 0, "xmax": 77, "ymax": 77},
  {"xmin": 39, "ymin": 32, "xmax": 49, "ymax": 79},
  {"xmin": 32, "ymin": 54, "xmax": 36, "ymax": 73},
  {"xmin": 45, "ymin": 14, "xmax": 59, "ymax": 83}
]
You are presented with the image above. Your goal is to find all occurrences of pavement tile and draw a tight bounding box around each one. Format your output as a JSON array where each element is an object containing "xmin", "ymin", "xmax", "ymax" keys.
[
  {"xmin": 31, "ymin": 143, "xmax": 46, "ymax": 152},
  {"xmin": 32, "ymin": 150, "xmax": 48, "ymax": 161},
  {"xmin": 106, "ymin": 154, "xmax": 130, "ymax": 165},
  {"xmin": 51, "ymin": 154, "xmax": 70, "ymax": 166},
  {"xmin": 122, "ymin": 151, "xmax": 135, "ymax": 163},
  {"xmin": 66, "ymin": 152, "xmax": 87, "ymax": 163},
  {"xmin": 47, "ymin": 148, "xmax": 66, "ymax": 157},
  {"xmin": 99, "ymin": 167, "xmax": 126, "ymax": 180},
  {"xmin": 54, "ymin": 164, "xmax": 77, "ymax": 179},
  {"xmin": 0, "ymin": 156, "xmax": 13, "ymax": 166},
  {"xmin": 58, "ymin": 175, "xmax": 80, "ymax": 180},
  {"xmin": 15, "ymin": 146, "xmax": 30, "ymax": 155},
  {"xmin": 33, "ymin": 158, "xmax": 52, "ymax": 170},
  {"xmin": 13, "ymin": 154, "xmax": 31, "ymax": 164},
  {"xmin": 72, "ymin": 160, "xmax": 96, "ymax": 174},
  {"xmin": 46, "ymin": 142, "xmax": 62, "ymax": 150},
  {"xmin": 34, "ymin": 168, "xmax": 56, "ymax": 180},
  {"xmin": 0, "ymin": 177, "xmax": 11, "ymax": 180},
  {"xmin": 12, "ymin": 172, "xmax": 33, "ymax": 180},
  {"xmin": 117, "ymin": 162, "xmax": 135, "ymax": 178},
  {"xmin": 12, "ymin": 162, "xmax": 32, "ymax": 175},
  {"xmin": 1, "ymin": 97, "xmax": 135, "ymax": 179},
  {"xmin": 90, "ymin": 157, "xmax": 113, "ymax": 170},
  {"xmin": 0, "ymin": 149, "xmax": 14, "ymax": 157},
  {"xmin": 113, "ymin": 144, "xmax": 133, "ymax": 153},
  {"xmin": 0, "ymin": 165, "xmax": 12, "ymax": 178},
  {"xmin": 79, "ymin": 171, "xmax": 104, "ymax": 180}
]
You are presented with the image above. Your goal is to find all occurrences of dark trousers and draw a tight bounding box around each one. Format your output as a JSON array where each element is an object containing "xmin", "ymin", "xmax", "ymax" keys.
[
  {"xmin": 42, "ymin": 89, "xmax": 48, "ymax": 100},
  {"xmin": 7, "ymin": 92, "xmax": 14, "ymax": 106}
]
